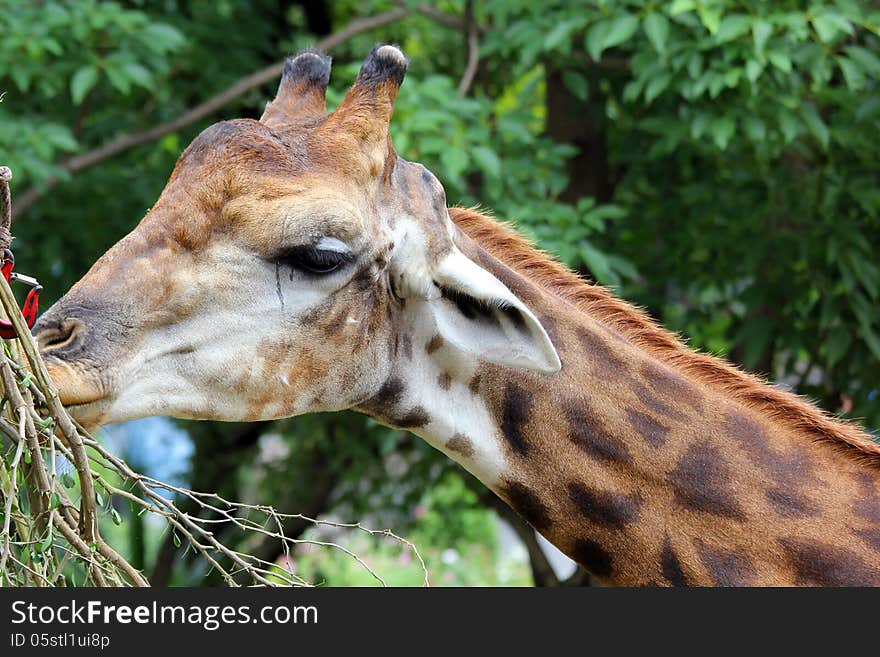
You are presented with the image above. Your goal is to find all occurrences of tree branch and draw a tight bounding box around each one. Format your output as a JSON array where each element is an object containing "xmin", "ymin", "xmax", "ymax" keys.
[
  {"xmin": 232, "ymin": 460, "xmax": 340, "ymax": 585},
  {"xmin": 457, "ymin": 0, "xmax": 480, "ymax": 97},
  {"xmin": 150, "ymin": 421, "xmax": 268, "ymax": 586},
  {"xmin": 12, "ymin": 7, "xmax": 409, "ymax": 219},
  {"xmin": 407, "ymin": 2, "xmax": 481, "ymax": 32}
]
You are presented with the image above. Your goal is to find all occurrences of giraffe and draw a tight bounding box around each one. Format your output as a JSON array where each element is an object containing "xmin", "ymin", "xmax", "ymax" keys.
[{"xmin": 33, "ymin": 45, "xmax": 880, "ymax": 586}]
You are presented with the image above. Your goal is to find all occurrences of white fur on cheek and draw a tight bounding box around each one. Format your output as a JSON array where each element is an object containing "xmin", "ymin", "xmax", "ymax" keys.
[
  {"xmin": 401, "ymin": 308, "xmax": 508, "ymax": 487},
  {"xmin": 103, "ymin": 242, "xmax": 335, "ymax": 423}
]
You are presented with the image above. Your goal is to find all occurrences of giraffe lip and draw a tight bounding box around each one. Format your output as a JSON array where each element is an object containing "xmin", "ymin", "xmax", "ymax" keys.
[{"xmin": 62, "ymin": 397, "xmax": 111, "ymax": 432}]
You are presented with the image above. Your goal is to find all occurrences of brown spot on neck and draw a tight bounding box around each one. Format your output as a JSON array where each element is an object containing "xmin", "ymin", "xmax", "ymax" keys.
[
  {"xmin": 779, "ymin": 537, "xmax": 880, "ymax": 586},
  {"xmin": 694, "ymin": 539, "xmax": 756, "ymax": 586},
  {"xmin": 640, "ymin": 361, "xmax": 704, "ymax": 413},
  {"xmin": 661, "ymin": 538, "xmax": 689, "ymax": 586},
  {"xmin": 853, "ymin": 472, "xmax": 880, "ymax": 523},
  {"xmin": 669, "ymin": 443, "xmax": 745, "ymax": 520},
  {"xmin": 500, "ymin": 382, "xmax": 534, "ymax": 455},
  {"xmin": 567, "ymin": 483, "xmax": 642, "ymax": 530},
  {"xmin": 571, "ymin": 538, "xmax": 614, "ymax": 579},
  {"xmin": 626, "ymin": 409, "xmax": 670, "ymax": 448},
  {"xmin": 446, "ymin": 433, "xmax": 475, "ymax": 458},
  {"xmin": 577, "ymin": 327, "xmax": 627, "ymax": 375},
  {"xmin": 501, "ymin": 481, "xmax": 552, "ymax": 531},
  {"xmin": 725, "ymin": 411, "xmax": 816, "ymax": 488},
  {"xmin": 765, "ymin": 487, "xmax": 819, "ymax": 519},
  {"xmin": 565, "ymin": 402, "xmax": 632, "ymax": 465}
]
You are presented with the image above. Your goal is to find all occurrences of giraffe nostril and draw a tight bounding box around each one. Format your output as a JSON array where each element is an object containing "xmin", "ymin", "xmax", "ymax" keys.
[{"xmin": 36, "ymin": 318, "xmax": 83, "ymax": 352}]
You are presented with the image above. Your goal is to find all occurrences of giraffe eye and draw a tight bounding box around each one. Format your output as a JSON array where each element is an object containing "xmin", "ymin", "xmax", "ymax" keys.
[{"xmin": 280, "ymin": 244, "xmax": 353, "ymax": 275}]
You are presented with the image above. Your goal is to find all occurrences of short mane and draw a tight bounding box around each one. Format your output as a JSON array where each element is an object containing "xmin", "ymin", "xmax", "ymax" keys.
[{"xmin": 450, "ymin": 206, "xmax": 880, "ymax": 467}]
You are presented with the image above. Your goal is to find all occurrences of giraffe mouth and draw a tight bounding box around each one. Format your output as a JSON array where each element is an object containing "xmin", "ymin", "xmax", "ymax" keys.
[
  {"xmin": 40, "ymin": 358, "xmax": 112, "ymax": 429},
  {"xmin": 63, "ymin": 399, "xmax": 112, "ymax": 433}
]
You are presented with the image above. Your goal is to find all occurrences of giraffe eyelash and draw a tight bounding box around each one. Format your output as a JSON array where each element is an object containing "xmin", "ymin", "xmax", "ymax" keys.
[{"xmin": 277, "ymin": 245, "xmax": 354, "ymax": 275}]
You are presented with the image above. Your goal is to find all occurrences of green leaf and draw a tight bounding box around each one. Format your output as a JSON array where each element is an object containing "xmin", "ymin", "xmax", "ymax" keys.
[
  {"xmin": 743, "ymin": 115, "xmax": 766, "ymax": 142},
  {"xmin": 845, "ymin": 45, "xmax": 880, "ymax": 77},
  {"xmin": 838, "ymin": 56, "xmax": 866, "ymax": 90},
  {"xmin": 767, "ymin": 50, "xmax": 792, "ymax": 73},
  {"xmin": 622, "ymin": 78, "xmax": 644, "ymax": 102},
  {"xmin": 439, "ymin": 148, "xmax": 468, "ymax": 177},
  {"xmin": 122, "ymin": 63, "xmax": 152, "ymax": 89},
  {"xmin": 172, "ymin": 531, "xmax": 181, "ymax": 548},
  {"xmin": 61, "ymin": 472, "xmax": 75, "ymax": 489},
  {"xmin": 644, "ymin": 72, "xmax": 672, "ymax": 103},
  {"xmin": 70, "ymin": 65, "xmax": 99, "ymax": 104},
  {"xmin": 471, "ymin": 146, "xmax": 501, "ymax": 178},
  {"xmin": 584, "ymin": 203, "xmax": 627, "ymax": 223},
  {"xmin": 10, "ymin": 68, "xmax": 30, "ymax": 92},
  {"xmin": 698, "ymin": 7, "xmax": 722, "ymax": 34},
  {"xmin": 562, "ymin": 70, "xmax": 588, "ymax": 101},
  {"xmin": 691, "ymin": 112, "xmax": 710, "ymax": 139},
  {"xmin": 160, "ymin": 133, "xmax": 181, "ymax": 155},
  {"xmin": 778, "ymin": 110, "xmax": 801, "ymax": 142},
  {"xmin": 585, "ymin": 20, "xmax": 610, "ymax": 61},
  {"xmin": 860, "ymin": 326, "xmax": 880, "ymax": 362},
  {"xmin": 543, "ymin": 17, "xmax": 585, "ymax": 52},
  {"xmin": 752, "ymin": 20, "xmax": 773, "ymax": 56},
  {"xmin": 579, "ymin": 240, "xmax": 615, "ymax": 285},
  {"xmin": 644, "ymin": 13, "xmax": 670, "ymax": 54},
  {"xmin": 745, "ymin": 59, "xmax": 764, "ymax": 83},
  {"xmin": 799, "ymin": 103, "xmax": 829, "ymax": 149},
  {"xmin": 104, "ymin": 65, "xmax": 131, "ymax": 94},
  {"xmin": 848, "ymin": 253, "xmax": 879, "ymax": 299},
  {"xmin": 812, "ymin": 12, "xmax": 853, "ymax": 43},
  {"xmin": 670, "ymin": 0, "xmax": 695, "ymax": 13},
  {"xmin": 37, "ymin": 528, "xmax": 53, "ymax": 554},
  {"xmin": 710, "ymin": 115, "xmax": 736, "ymax": 149},
  {"xmin": 687, "ymin": 52, "xmax": 702, "ymax": 79},
  {"xmin": 111, "ymin": 508, "xmax": 123, "ymax": 526},
  {"xmin": 586, "ymin": 13, "xmax": 638, "ymax": 61},
  {"xmin": 715, "ymin": 14, "xmax": 751, "ymax": 43},
  {"xmin": 142, "ymin": 23, "xmax": 186, "ymax": 52}
]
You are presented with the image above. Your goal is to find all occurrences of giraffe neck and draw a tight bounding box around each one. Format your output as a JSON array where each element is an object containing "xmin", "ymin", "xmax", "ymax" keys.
[{"xmin": 361, "ymin": 232, "xmax": 880, "ymax": 586}]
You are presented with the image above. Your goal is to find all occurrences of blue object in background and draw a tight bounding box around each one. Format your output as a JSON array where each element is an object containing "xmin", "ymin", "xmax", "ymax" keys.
[{"xmin": 100, "ymin": 417, "xmax": 193, "ymax": 493}]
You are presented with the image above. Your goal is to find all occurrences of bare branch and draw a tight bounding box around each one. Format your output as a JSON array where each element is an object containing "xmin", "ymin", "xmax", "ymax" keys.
[
  {"xmin": 0, "ymin": 166, "xmax": 11, "ymax": 249},
  {"xmin": 457, "ymin": 0, "xmax": 481, "ymax": 98}
]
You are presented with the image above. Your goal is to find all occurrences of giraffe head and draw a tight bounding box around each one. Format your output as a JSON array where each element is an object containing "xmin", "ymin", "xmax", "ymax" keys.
[{"xmin": 33, "ymin": 45, "xmax": 560, "ymax": 429}]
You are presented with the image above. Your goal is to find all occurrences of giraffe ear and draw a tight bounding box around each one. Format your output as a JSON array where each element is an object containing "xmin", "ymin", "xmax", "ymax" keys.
[{"xmin": 427, "ymin": 249, "xmax": 561, "ymax": 373}]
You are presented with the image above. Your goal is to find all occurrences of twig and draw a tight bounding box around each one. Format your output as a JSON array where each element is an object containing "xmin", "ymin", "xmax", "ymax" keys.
[
  {"xmin": 0, "ymin": 166, "xmax": 11, "ymax": 250},
  {"xmin": 0, "ymin": 273, "xmax": 102, "ymax": 546},
  {"xmin": 393, "ymin": 2, "xmax": 480, "ymax": 32},
  {"xmin": 457, "ymin": 0, "xmax": 480, "ymax": 97}
]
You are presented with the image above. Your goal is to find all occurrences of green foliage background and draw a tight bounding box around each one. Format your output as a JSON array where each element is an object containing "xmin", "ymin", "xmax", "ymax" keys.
[{"xmin": 1, "ymin": 0, "xmax": 878, "ymax": 585}]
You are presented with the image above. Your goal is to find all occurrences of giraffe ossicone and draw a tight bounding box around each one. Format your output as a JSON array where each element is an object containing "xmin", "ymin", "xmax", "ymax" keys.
[{"xmin": 34, "ymin": 46, "xmax": 880, "ymax": 586}]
